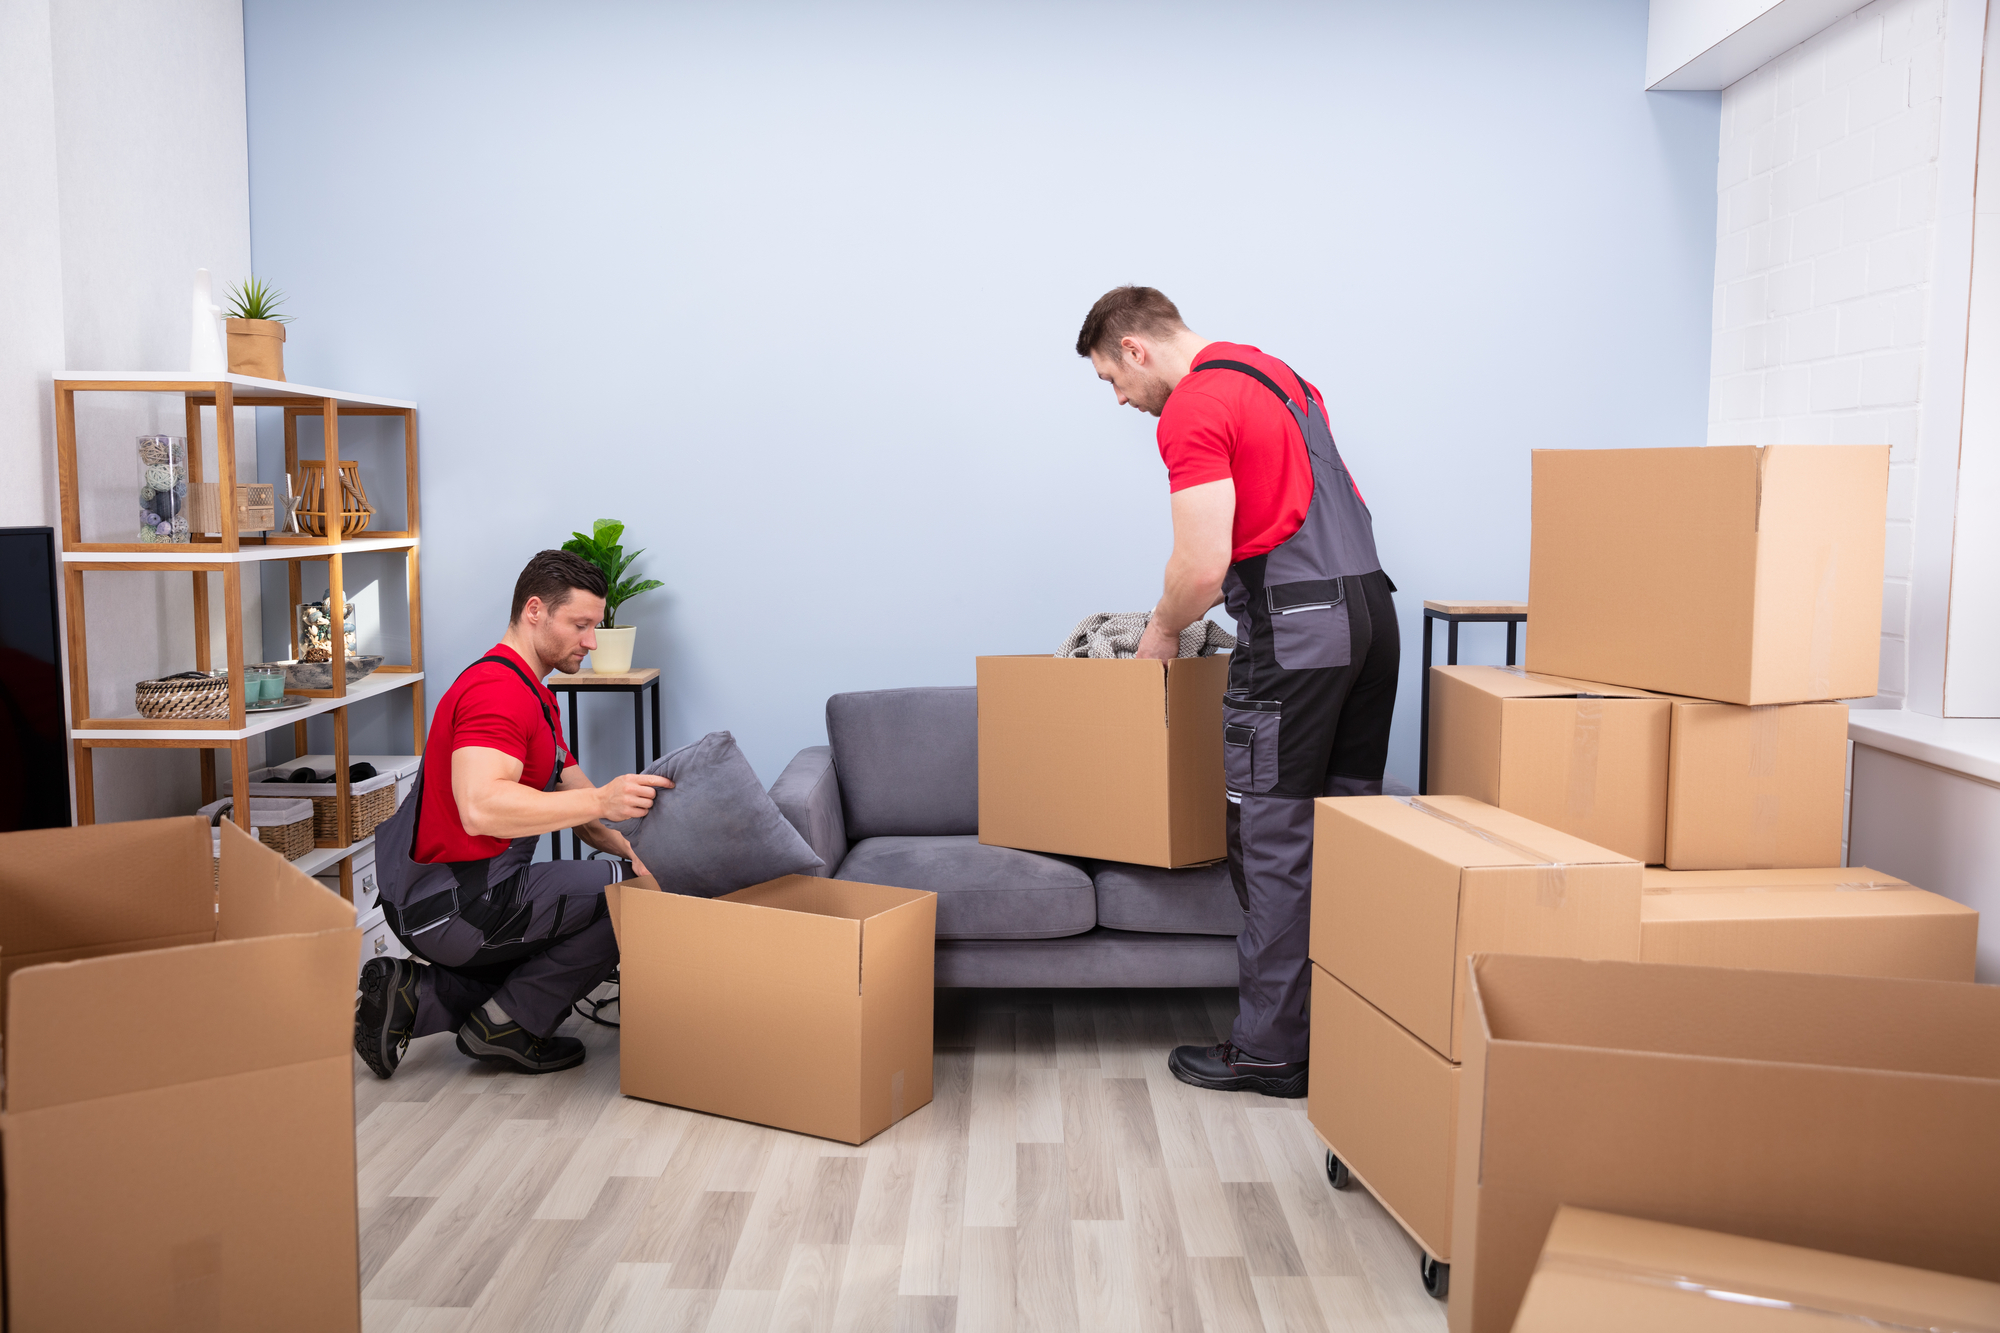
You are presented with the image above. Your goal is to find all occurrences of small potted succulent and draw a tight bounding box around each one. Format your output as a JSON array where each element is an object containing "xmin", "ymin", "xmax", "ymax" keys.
[
  {"xmin": 224, "ymin": 276, "xmax": 290, "ymax": 381},
  {"xmin": 561, "ymin": 519, "xmax": 664, "ymax": 673}
]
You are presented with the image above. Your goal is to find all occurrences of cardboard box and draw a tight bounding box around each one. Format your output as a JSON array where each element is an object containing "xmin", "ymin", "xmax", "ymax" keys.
[
  {"xmin": 1448, "ymin": 955, "xmax": 2000, "ymax": 1333},
  {"xmin": 0, "ymin": 817, "xmax": 361, "ymax": 1332},
  {"xmin": 1642, "ymin": 866, "xmax": 1978, "ymax": 981},
  {"xmin": 1306, "ymin": 964, "xmax": 1459, "ymax": 1260},
  {"xmin": 609, "ymin": 873, "xmax": 936, "ymax": 1144},
  {"xmin": 1513, "ymin": 1206, "xmax": 2000, "ymax": 1333},
  {"xmin": 1426, "ymin": 665, "xmax": 1670, "ymax": 864},
  {"xmin": 1527, "ymin": 445, "xmax": 1889, "ymax": 705},
  {"xmin": 1664, "ymin": 699, "xmax": 1848, "ymax": 869},
  {"xmin": 977, "ymin": 654, "xmax": 1229, "ymax": 867},
  {"xmin": 1311, "ymin": 795, "xmax": 1640, "ymax": 1060}
]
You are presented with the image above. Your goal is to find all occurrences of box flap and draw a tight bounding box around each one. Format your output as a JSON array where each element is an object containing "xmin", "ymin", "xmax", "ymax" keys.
[
  {"xmin": 630, "ymin": 883, "xmax": 862, "ymax": 995},
  {"xmin": 1642, "ymin": 866, "xmax": 1910, "ymax": 892},
  {"xmin": 6, "ymin": 926, "xmax": 361, "ymax": 1112},
  {"xmin": 216, "ymin": 819, "xmax": 356, "ymax": 940},
  {"xmin": 1469, "ymin": 954, "xmax": 2000, "ymax": 1080},
  {"xmin": 0, "ymin": 818, "xmax": 215, "ymax": 958},
  {"xmin": 1435, "ymin": 665, "xmax": 1665, "ymax": 702}
]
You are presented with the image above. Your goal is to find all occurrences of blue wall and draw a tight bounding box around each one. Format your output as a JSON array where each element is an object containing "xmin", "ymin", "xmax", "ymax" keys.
[{"xmin": 243, "ymin": 0, "xmax": 1718, "ymax": 790}]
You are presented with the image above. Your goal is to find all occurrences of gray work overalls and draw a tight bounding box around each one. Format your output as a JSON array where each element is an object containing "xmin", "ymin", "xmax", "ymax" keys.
[
  {"xmin": 1200, "ymin": 358, "xmax": 1401, "ymax": 1065},
  {"xmin": 374, "ymin": 654, "xmax": 624, "ymax": 1038}
]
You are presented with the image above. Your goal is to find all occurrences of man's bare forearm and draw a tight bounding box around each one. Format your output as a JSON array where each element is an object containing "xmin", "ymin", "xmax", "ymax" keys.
[
  {"xmin": 574, "ymin": 818, "xmax": 636, "ymax": 860},
  {"xmin": 1151, "ymin": 556, "xmax": 1229, "ymax": 638}
]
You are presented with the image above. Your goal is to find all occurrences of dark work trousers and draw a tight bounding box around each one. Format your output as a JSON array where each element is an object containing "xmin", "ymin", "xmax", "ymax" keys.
[
  {"xmin": 404, "ymin": 858, "xmax": 623, "ymax": 1040},
  {"xmin": 1225, "ymin": 568, "xmax": 1400, "ymax": 1063}
]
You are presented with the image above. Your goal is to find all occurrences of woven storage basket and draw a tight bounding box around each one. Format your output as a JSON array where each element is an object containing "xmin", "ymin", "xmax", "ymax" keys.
[
  {"xmin": 245, "ymin": 769, "xmax": 399, "ymax": 847},
  {"xmin": 135, "ymin": 670, "xmax": 228, "ymax": 720},
  {"xmin": 200, "ymin": 797, "xmax": 315, "ymax": 861}
]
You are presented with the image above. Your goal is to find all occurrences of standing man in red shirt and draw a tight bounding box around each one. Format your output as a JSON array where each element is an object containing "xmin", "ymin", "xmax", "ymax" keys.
[
  {"xmin": 1078, "ymin": 287, "xmax": 1400, "ymax": 1098},
  {"xmin": 356, "ymin": 550, "xmax": 672, "ymax": 1078}
]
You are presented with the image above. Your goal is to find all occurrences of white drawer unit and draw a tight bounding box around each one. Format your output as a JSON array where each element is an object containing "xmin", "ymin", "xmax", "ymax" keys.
[
  {"xmin": 357, "ymin": 904, "xmax": 408, "ymax": 980},
  {"xmin": 316, "ymin": 841, "xmax": 382, "ymax": 915}
]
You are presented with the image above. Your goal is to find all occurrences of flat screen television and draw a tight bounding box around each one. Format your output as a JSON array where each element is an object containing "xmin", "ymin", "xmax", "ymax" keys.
[{"xmin": 0, "ymin": 527, "xmax": 71, "ymax": 830}]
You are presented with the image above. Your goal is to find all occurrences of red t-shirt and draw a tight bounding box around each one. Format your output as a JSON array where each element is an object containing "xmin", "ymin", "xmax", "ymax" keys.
[
  {"xmin": 412, "ymin": 643, "xmax": 574, "ymax": 864},
  {"xmin": 1157, "ymin": 341, "xmax": 1324, "ymax": 564}
]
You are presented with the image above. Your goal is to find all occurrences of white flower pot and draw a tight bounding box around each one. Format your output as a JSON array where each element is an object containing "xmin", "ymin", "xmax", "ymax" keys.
[{"xmin": 590, "ymin": 626, "xmax": 637, "ymax": 674}]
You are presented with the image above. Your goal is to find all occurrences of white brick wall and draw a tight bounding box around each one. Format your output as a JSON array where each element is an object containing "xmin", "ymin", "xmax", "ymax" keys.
[{"xmin": 1708, "ymin": 0, "xmax": 1947, "ymax": 707}]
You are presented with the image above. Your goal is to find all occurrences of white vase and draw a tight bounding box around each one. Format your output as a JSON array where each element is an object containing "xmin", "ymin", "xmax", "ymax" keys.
[
  {"xmin": 189, "ymin": 268, "xmax": 225, "ymax": 373},
  {"xmin": 590, "ymin": 626, "xmax": 637, "ymax": 674}
]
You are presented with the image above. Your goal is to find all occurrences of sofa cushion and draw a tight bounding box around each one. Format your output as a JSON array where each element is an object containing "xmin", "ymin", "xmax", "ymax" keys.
[
  {"xmin": 836, "ymin": 835, "xmax": 1092, "ymax": 940},
  {"xmin": 827, "ymin": 687, "xmax": 977, "ymax": 839},
  {"xmin": 1090, "ymin": 859, "xmax": 1245, "ymax": 936}
]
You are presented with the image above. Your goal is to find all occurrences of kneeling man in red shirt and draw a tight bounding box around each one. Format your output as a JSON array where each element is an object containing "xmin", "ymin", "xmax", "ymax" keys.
[{"xmin": 356, "ymin": 550, "xmax": 671, "ymax": 1077}]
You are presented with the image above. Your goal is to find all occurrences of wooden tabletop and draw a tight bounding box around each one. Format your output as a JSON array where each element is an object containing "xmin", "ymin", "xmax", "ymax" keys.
[
  {"xmin": 547, "ymin": 667, "xmax": 660, "ymax": 686},
  {"xmin": 1423, "ymin": 600, "xmax": 1528, "ymax": 616}
]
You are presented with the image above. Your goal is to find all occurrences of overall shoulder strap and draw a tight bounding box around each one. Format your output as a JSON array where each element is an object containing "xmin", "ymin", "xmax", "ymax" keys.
[
  {"xmin": 472, "ymin": 654, "xmax": 565, "ymax": 758},
  {"xmin": 1187, "ymin": 358, "xmax": 1316, "ymax": 412}
]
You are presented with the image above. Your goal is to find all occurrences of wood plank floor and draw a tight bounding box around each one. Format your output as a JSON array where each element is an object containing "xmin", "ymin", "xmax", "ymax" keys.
[{"xmin": 355, "ymin": 986, "xmax": 1447, "ymax": 1333}]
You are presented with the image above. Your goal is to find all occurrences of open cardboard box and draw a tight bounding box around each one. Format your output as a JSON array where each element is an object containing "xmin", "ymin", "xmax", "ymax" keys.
[
  {"xmin": 1527, "ymin": 445, "xmax": 1888, "ymax": 705},
  {"xmin": 0, "ymin": 817, "xmax": 361, "ymax": 1332},
  {"xmin": 1448, "ymin": 954, "xmax": 2000, "ymax": 1333},
  {"xmin": 1511, "ymin": 1206, "xmax": 2000, "ymax": 1332},
  {"xmin": 1311, "ymin": 794, "xmax": 1640, "ymax": 1060},
  {"xmin": 976, "ymin": 654, "xmax": 1229, "ymax": 868},
  {"xmin": 1642, "ymin": 866, "xmax": 1978, "ymax": 980},
  {"xmin": 609, "ymin": 873, "xmax": 936, "ymax": 1145}
]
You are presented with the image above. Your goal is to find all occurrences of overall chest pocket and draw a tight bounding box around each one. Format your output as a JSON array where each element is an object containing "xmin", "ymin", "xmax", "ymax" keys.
[{"xmin": 1267, "ymin": 578, "xmax": 1351, "ymax": 670}]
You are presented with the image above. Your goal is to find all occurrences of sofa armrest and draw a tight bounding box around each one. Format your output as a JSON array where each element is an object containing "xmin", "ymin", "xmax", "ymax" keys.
[{"xmin": 770, "ymin": 745, "xmax": 850, "ymax": 874}]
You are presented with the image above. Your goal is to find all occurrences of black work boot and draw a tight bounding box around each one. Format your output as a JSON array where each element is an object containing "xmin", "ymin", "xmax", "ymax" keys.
[
  {"xmin": 1168, "ymin": 1041, "xmax": 1307, "ymax": 1098},
  {"xmin": 455, "ymin": 1009, "xmax": 586, "ymax": 1074},
  {"xmin": 355, "ymin": 957, "xmax": 421, "ymax": 1079}
]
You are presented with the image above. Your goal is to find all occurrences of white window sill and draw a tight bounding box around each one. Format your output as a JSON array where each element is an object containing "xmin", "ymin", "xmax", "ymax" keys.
[{"xmin": 1847, "ymin": 710, "xmax": 2000, "ymax": 787}]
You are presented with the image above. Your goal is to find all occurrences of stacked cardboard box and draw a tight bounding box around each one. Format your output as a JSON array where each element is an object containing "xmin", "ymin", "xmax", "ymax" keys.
[
  {"xmin": 1428, "ymin": 444, "xmax": 1891, "ymax": 872},
  {"xmin": 1305, "ymin": 794, "xmax": 1640, "ymax": 1263}
]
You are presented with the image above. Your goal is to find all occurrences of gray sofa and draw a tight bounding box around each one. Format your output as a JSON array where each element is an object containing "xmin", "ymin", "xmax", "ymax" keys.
[{"xmin": 770, "ymin": 686, "xmax": 1291, "ymax": 988}]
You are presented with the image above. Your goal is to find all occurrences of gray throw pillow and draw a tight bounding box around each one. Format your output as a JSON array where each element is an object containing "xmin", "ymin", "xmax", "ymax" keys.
[{"xmin": 609, "ymin": 731, "xmax": 825, "ymax": 897}]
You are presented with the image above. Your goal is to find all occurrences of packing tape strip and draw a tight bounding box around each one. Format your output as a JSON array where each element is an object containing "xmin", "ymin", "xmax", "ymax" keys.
[
  {"xmin": 1809, "ymin": 540, "xmax": 1839, "ymax": 703},
  {"xmin": 1396, "ymin": 796, "xmax": 1568, "ymax": 908},
  {"xmin": 1747, "ymin": 705, "xmax": 1783, "ymax": 870},
  {"xmin": 1533, "ymin": 1256, "xmax": 2000, "ymax": 1333},
  {"xmin": 1565, "ymin": 695, "xmax": 1603, "ymax": 824}
]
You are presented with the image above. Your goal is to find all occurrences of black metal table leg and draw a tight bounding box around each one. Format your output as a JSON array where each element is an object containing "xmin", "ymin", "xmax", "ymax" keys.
[
  {"xmin": 567, "ymin": 687, "xmax": 584, "ymax": 858},
  {"xmin": 632, "ymin": 690, "xmax": 645, "ymax": 775},
  {"xmin": 650, "ymin": 679, "xmax": 661, "ymax": 764},
  {"xmin": 1507, "ymin": 620, "xmax": 1518, "ymax": 666},
  {"xmin": 1420, "ymin": 613, "xmax": 1435, "ymax": 795}
]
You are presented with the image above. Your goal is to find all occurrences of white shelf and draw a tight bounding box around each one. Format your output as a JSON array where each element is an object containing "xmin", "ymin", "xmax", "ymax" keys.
[
  {"xmin": 75, "ymin": 669, "xmax": 424, "ymax": 742},
  {"xmin": 59, "ymin": 371, "xmax": 416, "ymax": 411},
  {"xmin": 64, "ymin": 535, "xmax": 419, "ymax": 565},
  {"xmin": 1848, "ymin": 709, "xmax": 2000, "ymax": 786},
  {"xmin": 291, "ymin": 837, "xmax": 375, "ymax": 879}
]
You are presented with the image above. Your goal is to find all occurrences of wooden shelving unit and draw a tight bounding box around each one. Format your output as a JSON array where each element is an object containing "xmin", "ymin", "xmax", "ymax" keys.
[{"xmin": 54, "ymin": 372, "xmax": 427, "ymax": 896}]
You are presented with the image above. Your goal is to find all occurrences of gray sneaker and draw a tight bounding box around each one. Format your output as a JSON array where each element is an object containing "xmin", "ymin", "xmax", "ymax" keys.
[{"xmin": 455, "ymin": 1009, "xmax": 586, "ymax": 1074}]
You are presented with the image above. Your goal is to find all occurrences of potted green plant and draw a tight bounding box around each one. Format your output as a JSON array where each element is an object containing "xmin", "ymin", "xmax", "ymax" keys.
[
  {"xmin": 561, "ymin": 519, "xmax": 664, "ymax": 674},
  {"xmin": 223, "ymin": 277, "xmax": 290, "ymax": 381}
]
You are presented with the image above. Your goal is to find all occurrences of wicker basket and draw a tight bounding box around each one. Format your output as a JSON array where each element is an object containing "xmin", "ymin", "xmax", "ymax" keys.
[
  {"xmin": 200, "ymin": 797, "xmax": 315, "ymax": 861},
  {"xmin": 245, "ymin": 769, "xmax": 399, "ymax": 847},
  {"xmin": 136, "ymin": 670, "xmax": 228, "ymax": 720}
]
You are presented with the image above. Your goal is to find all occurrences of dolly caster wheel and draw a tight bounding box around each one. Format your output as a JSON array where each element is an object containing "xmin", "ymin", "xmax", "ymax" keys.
[
  {"xmin": 1325, "ymin": 1151, "xmax": 1352, "ymax": 1190},
  {"xmin": 1420, "ymin": 1255, "xmax": 1450, "ymax": 1300}
]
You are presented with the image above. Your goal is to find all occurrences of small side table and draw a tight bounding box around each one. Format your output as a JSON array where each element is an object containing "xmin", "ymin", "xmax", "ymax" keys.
[
  {"xmin": 545, "ymin": 667, "xmax": 663, "ymax": 859},
  {"xmin": 1420, "ymin": 600, "xmax": 1528, "ymax": 795}
]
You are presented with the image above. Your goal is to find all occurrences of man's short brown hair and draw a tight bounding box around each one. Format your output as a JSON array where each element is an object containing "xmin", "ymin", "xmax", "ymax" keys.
[
  {"xmin": 1075, "ymin": 286, "xmax": 1187, "ymax": 359},
  {"xmin": 510, "ymin": 549, "xmax": 607, "ymax": 623}
]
